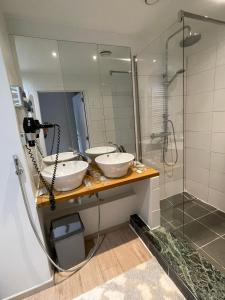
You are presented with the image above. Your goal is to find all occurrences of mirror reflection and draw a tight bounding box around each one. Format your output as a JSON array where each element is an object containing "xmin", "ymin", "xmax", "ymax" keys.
[{"xmin": 13, "ymin": 36, "xmax": 136, "ymax": 157}]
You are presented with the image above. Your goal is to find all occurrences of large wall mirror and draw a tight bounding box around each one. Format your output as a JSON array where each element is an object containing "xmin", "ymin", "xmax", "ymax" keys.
[{"xmin": 13, "ymin": 36, "xmax": 136, "ymax": 156}]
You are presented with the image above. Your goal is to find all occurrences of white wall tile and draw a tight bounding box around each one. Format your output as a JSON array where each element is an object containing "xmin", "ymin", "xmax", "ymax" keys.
[
  {"xmin": 151, "ymin": 176, "xmax": 159, "ymax": 190},
  {"xmin": 89, "ymin": 107, "xmax": 104, "ymax": 121},
  {"xmin": 208, "ymin": 188, "xmax": 225, "ymax": 212},
  {"xmin": 104, "ymin": 119, "xmax": 115, "ymax": 131},
  {"xmin": 211, "ymin": 133, "xmax": 225, "ymax": 153},
  {"xmin": 185, "ymin": 179, "xmax": 209, "ymax": 202},
  {"xmin": 150, "ymin": 189, "xmax": 160, "ymax": 211},
  {"xmin": 215, "ymin": 65, "xmax": 225, "ymax": 89},
  {"xmin": 209, "ymin": 171, "xmax": 225, "ymax": 193},
  {"xmin": 186, "ymin": 92, "xmax": 213, "ymax": 113},
  {"xmin": 186, "ymin": 165, "xmax": 209, "ymax": 186},
  {"xmin": 187, "ymin": 46, "xmax": 216, "ymax": 76},
  {"xmin": 186, "ymin": 132, "xmax": 211, "ymax": 150},
  {"xmin": 216, "ymin": 40, "xmax": 225, "ymax": 67},
  {"xmin": 186, "ymin": 148, "xmax": 210, "ymax": 169},
  {"xmin": 102, "ymin": 95, "xmax": 113, "ymax": 107},
  {"xmin": 138, "ymin": 76, "xmax": 153, "ymax": 98},
  {"xmin": 212, "ymin": 112, "xmax": 225, "ymax": 132},
  {"xmin": 213, "ymin": 89, "xmax": 225, "ymax": 111},
  {"xmin": 210, "ymin": 152, "xmax": 225, "ymax": 174},
  {"xmin": 185, "ymin": 112, "xmax": 211, "ymax": 132},
  {"xmin": 164, "ymin": 179, "xmax": 183, "ymax": 198},
  {"xmin": 167, "ymin": 76, "xmax": 183, "ymax": 97},
  {"xmin": 150, "ymin": 209, "xmax": 160, "ymax": 229},
  {"xmin": 187, "ymin": 69, "xmax": 214, "ymax": 95}
]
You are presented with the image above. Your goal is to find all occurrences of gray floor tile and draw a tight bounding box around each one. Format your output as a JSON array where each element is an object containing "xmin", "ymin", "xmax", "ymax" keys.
[
  {"xmin": 183, "ymin": 204, "xmax": 210, "ymax": 219},
  {"xmin": 167, "ymin": 193, "xmax": 186, "ymax": 207},
  {"xmin": 181, "ymin": 220, "xmax": 219, "ymax": 247},
  {"xmin": 160, "ymin": 199, "xmax": 173, "ymax": 210},
  {"xmin": 198, "ymin": 212, "xmax": 225, "ymax": 236},
  {"xmin": 194, "ymin": 200, "xmax": 217, "ymax": 212},
  {"xmin": 202, "ymin": 238, "xmax": 225, "ymax": 268},
  {"xmin": 215, "ymin": 210, "xmax": 225, "ymax": 219},
  {"xmin": 172, "ymin": 228, "xmax": 199, "ymax": 250},
  {"xmin": 161, "ymin": 207, "xmax": 193, "ymax": 228},
  {"xmin": 160, "ymin": 216, "xmax": 174, "ymax": 232},
  {"xmin": 176, "ymin": 199, "xmax": 196, "ymax": 211}
]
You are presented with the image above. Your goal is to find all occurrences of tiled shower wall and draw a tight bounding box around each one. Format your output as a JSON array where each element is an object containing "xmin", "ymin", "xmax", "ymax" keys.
[
  {"xmin": 137, "ymin": 23, "xmax": 184, "ymax": 201},
  {"xmin": 185, "ymin": 28, "xmax": 225, "ymax": 213}
]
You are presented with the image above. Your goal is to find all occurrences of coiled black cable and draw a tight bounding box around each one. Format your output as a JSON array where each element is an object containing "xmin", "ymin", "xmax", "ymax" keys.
[
  {"xmin": 35, "ymin": 139, "xmax": 44, "ymax": 158},
  {"xmin": 50, "ymin": 125, "xmax": 56, "ymax": 156},
  {"xmin": 49, "ymin": 124, "xmax": 60, "ymax": 210},
  {"xmin": 25, "ymin": 124, "xmax": 61, "ymax": 210}
]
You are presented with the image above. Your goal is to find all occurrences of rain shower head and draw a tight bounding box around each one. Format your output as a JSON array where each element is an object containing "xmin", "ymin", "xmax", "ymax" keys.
[
  {"xmin": 180, "ymin": 32, "xmax": 201, "ymax": 47},
  {"xmin": 164, "ymin": 68, "xmax": 185, "ymax": 85}
]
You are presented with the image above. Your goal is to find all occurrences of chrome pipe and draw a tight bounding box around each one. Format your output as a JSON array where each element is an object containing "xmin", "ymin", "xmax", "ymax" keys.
[
  {"xmin": 151, "ymin": 132, "xmax": 171, "ymax": 139},
  {"xmin": 132, "ymin": 56, "xmax": 142, "ymax": 161}
]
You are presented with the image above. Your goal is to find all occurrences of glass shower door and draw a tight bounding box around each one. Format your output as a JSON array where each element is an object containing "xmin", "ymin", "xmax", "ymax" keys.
[{"xmin": 137, "ymin": 21, "xmax": 184, "ymax": 224}]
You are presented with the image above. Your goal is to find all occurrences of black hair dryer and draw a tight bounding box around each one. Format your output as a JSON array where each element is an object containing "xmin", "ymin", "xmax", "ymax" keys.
[{"xmin": 23, "ymin": 116, "xmax": 54, "ymax": 147}]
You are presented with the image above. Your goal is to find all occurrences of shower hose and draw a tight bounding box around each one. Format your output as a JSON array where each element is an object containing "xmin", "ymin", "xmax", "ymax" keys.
[
  {"xmin": 13, "ymin": 155, "xmax": 103, "ymax": 273},
  {"xmin": 163, "ymin": 119, "xmax": 178, "ymax": 167}
]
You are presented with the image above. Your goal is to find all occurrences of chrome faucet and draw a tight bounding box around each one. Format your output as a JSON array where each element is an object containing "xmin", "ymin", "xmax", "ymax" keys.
[
  {"xmin": 69, "ymin": 147, "xmax": 89, "ymax": 162},
  {"xmin": 108, "ymin": 142, "xmax": 126, "ymax": 153}
]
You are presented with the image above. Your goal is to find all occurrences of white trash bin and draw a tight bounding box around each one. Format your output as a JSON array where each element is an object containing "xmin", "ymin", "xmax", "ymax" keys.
[{"xmin": 51, "ymin": 213, "xmax": 85, "ymax": 269}]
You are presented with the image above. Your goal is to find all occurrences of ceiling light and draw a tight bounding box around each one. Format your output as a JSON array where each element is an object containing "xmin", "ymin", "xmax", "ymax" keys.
[
  {"xmin": 153, "ymin": 59, "xmax": 157, "ymax": 63},
  {"xmin": 120, "ymin": 58, "xmax": 131, "ymax": 62},
  {"xmin": 52, "ymin": 51, "xmax": 57, "ymax": 57},
  {"xmin": 93, "ymin": 55, "xmax": 97, "ymax": 60},
  {"xmin": 205, "ymin": 15, "xmax": 208, "ymax": 18},
  {"xmin": 145, "ymin": 0, "xmax": 159, "ymax": 5},
  {"xmin": 99, "ymin": 50, "xmax": 112, "ymax": 57}
]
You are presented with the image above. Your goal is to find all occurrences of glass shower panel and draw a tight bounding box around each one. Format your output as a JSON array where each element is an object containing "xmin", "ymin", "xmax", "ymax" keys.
[
  {"xmin": 137, "ymin": 21, "xmax": 184, "ymax": 209},
  {"xmin": 97, "ymin": 44, "xmax": 136, "ymax": 154},
  {"xmin": 182, "ymin": 15, "xmax": 225, "ymax": 275}
]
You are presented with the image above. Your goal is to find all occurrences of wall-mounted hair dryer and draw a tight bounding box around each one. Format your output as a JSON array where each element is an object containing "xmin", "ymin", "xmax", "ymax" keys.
[
  {"xmin": 23, "ymin": 114, "xmax": 61, "ymax": 210},
  {"xmin": 23, "ymin": 114, "xmax": 54, "ymax": 147}
]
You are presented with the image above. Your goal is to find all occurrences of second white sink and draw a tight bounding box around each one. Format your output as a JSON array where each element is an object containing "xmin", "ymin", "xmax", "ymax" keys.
[
  {"xmin": 95, "ymin": 153, "xmax": 134, "ymax": 178},
  {"xmin": 85, "ymin": 146, "xmax": 116, "ymax": 160},
  {"xmin": 41, "ymin": 160, "xmax": 88, "ymax": 191},
  {"xmin": 43, "ymin": 152, "xmax": 78, "ymax": 165}
]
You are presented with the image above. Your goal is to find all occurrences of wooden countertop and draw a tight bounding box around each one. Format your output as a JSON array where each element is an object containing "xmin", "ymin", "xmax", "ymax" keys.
[{"xmin": 36, "ymin": 166, "xmax": 159, "ymax": 207}]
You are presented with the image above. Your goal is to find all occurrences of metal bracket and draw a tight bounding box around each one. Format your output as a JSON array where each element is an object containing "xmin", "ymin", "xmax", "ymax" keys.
[
  {"xmin": 178, "ymin": 10, "xmax": 184, "ymax": 23},
  {"xmin": 20, "ymin": 132, "xmax": 27, "ymax": 146},
  {"xmin": 13, "ymin": 155, "xmax": 23, "ymax": 175}
]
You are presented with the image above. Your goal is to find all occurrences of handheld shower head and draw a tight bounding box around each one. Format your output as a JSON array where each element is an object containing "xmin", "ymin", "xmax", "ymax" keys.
[{"xmin": 164, "ymin": 68, "xmax": 185, "ymax": 86}]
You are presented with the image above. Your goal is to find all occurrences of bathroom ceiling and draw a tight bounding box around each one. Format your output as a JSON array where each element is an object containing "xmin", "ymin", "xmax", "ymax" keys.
[{"xmin": 1, "ymin": 0, "xmax": 225, "ymax": 40}]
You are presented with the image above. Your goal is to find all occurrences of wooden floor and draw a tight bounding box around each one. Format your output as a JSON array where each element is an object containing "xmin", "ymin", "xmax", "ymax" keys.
[{"xmin": 25, "ymin": 224, "xmax": 152, "ymax": 300}]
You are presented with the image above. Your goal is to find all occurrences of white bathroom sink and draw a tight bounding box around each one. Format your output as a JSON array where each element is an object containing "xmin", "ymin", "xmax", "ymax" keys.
[
  {"xmin": 43, "ymin": 152, "xmax": 78, "ymax": 165},
  {"xmin": 41, "ymin": 161, "xmax": 88, "ymax": 191},
  {"xmin": 85, "ymin": 146, "xmax": 116, "ymax": 160},
  {"xmin": 95, "ymin": 153, "xmax": 134, "ymax": 178}
]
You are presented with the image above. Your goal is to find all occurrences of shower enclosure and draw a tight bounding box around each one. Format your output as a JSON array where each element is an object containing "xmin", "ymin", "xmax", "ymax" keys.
[{"xmin": 136, "ymin": 10, "xmax": 225, "ymax": 276}]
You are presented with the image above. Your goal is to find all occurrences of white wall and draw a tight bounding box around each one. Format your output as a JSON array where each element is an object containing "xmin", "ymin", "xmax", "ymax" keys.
[
  {"xmin": 185, "ymin": 26, "xmax": 225, "ymax": 212},
  {"xmin": 0, "ymin": 9, "xmax": 52, "ymax": 299}
]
